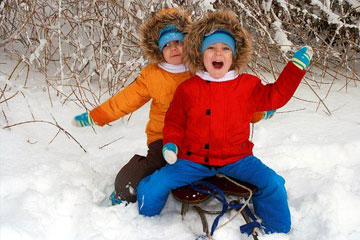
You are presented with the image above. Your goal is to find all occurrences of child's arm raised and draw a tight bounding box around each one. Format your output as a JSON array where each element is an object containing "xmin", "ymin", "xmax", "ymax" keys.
[{"xmin": 251, "ymin": 46, "xmax": 312, "ymax": 111}]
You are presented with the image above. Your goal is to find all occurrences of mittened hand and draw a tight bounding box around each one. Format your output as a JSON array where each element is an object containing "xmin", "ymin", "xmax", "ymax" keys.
[
  {"xmin": 162, "ymin": 142, "xmax": 178, "ymax": 164},
  {"xmin": 262, "ymin": 110, "xmax": 276, "ymax": 120},
  {"xmin": 73, "ymin": 112, "xmax": 94, "ymax": 127},
  {"xmin": 291, "ymin": 46, "xmax": 313, "ymax": 70}
]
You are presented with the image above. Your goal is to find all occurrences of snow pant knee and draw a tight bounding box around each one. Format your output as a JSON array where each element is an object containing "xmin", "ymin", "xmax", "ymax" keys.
[
  {"xmin": 219, "ymin": 156, "xmax": 291, "ymax": 234},
  {"xmin": 253, "ymin": 173, "xmax": 291, "ymax": 233},
  {"xmin": 137, "ymin": 171, "xmax": 172, "ymax": 216},
  {"xmin": 114, "ymin": 140, "xmax": 166, "ymax": 203}
]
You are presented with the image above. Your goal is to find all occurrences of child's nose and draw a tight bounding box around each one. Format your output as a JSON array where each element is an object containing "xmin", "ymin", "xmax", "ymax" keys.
[{"xmin": 215, "ymin": 49, "xmax": 222, "ymax": 55}]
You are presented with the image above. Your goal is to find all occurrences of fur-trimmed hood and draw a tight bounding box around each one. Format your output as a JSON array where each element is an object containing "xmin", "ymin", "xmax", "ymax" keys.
[
  {"xmin": 183, "ymin": 10, "xmax": 252, "ymax": 74},
  {"xmin": 139, "ymin": 8, "xmax": 191, "ymax": 64}
]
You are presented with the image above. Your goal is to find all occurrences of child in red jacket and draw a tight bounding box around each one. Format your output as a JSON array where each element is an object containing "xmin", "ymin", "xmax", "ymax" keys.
[{"xmin": 137, "ymin": 10, "xmax": 312, "ymax": 234}]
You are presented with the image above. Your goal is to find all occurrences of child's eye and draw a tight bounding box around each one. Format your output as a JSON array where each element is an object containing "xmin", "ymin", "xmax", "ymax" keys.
[
  {"xmin": 223, "ymin": 47, "xmax": 230, "ymax": 51},
  {"xmin": 164, "ymin": 41, "xmax": 183, "ymax": 48},
  {"xmin": 207, "ymin": 46, "xmax": 215, "ymax": 50}
]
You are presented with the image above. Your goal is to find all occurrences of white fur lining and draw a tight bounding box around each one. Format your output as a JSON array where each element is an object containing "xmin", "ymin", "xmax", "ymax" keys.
[
  {"xmin": 158, "ymin": 62, "xmax": 189, "ymax": 73},
  {"xmin": 195, "ymin": 70, "xmax": 239, "ymax": 82}
]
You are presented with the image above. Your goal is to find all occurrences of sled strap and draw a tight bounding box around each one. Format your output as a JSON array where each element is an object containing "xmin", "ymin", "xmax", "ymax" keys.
[
  {"xmin": 240, "ymin": 220, "xmax": 261, "ymax": 236},
  {"xmin": 239, "ymin": 205, "xmax": 261, "ymax": 235},
  {"xmin": 190, "ymin": 181, "xmax": 244, "ymax": 236}
]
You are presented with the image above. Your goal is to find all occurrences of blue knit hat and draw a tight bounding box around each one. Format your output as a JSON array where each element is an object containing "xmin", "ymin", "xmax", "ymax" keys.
[
  {"xmin": 158, "ymin": 25, "xmax": 184, "ymax": 51},
  {"xmin": 201, "ymin": 29, "xmax": 236, "ymax": 55}
]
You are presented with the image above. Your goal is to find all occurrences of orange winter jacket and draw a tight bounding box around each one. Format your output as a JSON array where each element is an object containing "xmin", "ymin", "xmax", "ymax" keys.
[{"xmin": 90, "ymin": 64, "xmax": 192, "ymax": 145}]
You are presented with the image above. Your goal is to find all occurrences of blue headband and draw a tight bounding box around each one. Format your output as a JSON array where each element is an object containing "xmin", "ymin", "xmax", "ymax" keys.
[
  {"xmin": 201, "ymin": 29, "xmax": 236, "ymax": 55},
  {"xmin": 158, "ymin": 25, "xmax": 184, "ymax": 51}
]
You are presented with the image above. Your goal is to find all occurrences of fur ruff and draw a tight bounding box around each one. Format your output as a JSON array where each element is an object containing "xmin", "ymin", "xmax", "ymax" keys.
[
  {"xmin": 183, "ymin": 10, "xmax": 253, "ymax": 74},
  {"xmin": 139, "ymin": 8, "xmax": 191, "ymax": 64}
]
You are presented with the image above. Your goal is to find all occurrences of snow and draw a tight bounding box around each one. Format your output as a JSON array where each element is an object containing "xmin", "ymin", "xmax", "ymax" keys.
[
  {"xmin": 1, "ymin": 55, "xmax": 360, "ymax": 239},
  {"xmin": 198, "ymin": 0, "xmax": 216, "ymax": 11},
  {"xmin": 272, "ymin": 20, "xmax": 292, "ymax": 53},
  {"xmin": 345, "ymin": 0, "xmax": 360, "ymax": 12},
  {"xmin": 29, "ymin": 39, "xmax": 47, "ymax": 64},
  {"xmin": 311, "ymin": 0, "xmax": 343, "ymax": 25}
]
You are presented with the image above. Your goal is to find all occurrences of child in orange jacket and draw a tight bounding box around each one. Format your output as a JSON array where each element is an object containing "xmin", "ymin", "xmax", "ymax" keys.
[
  {"xmin": 73, "ymin": 8, "xmax": 273, "ymax": 205},
  {"xmin": 73, "ymin": 8, "xmax": 191, "ymax": 204}
]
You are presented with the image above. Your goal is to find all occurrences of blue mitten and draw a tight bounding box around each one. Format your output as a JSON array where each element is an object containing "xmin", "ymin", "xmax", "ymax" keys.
[
  {"xmin": 262, "ymin": 110, "xmax": 276, "ymax": 120},
  {"xmin": 109, "ymin": 191, "xmax": 122, "ymax": 206},
  {"xmin": 291, "ymin": 46, "xmax": 313, "ymax": 70},
  {"xmin": 162, "ymin": 142, "xmax": 178, "ymax": 164},
  {"xmin": 73, "ymin": 112, "xmax": 94, "ymax": 127}
]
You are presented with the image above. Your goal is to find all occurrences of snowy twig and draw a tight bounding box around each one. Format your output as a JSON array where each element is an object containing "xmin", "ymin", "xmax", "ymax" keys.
[
  {"xmin": 20, "ymin": 92, "xmax": 35, "ymax": 120},
  {"xmin": 0, "ymin": 91, "xmax": 19, "ymax": 104},
  {"xmin": 98, "ymin": 136, "xmax": 124, "ymax": 149},
  {"xmin": 0, "ymin": 59, "xmax": 22, "ymax": 101},
  {"xmin": 3, "ymin": 120, "xmax": 87, "ymax": 153},
  {"xmin": 1, "ymin": 108, "xmax": 9, "ymax": 128},
  {"xmin": 303, "ymin": 78, "xmax": 332, "ymax": 116},
  {"xmin": 57, "ymin": 0, "xmax": 65, "ymax": 98}
]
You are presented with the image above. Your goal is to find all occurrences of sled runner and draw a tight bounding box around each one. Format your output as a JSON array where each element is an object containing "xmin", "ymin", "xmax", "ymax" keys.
[{"xmin": 172, "ymin": 174, "xmax": 259, "ymax": 240}]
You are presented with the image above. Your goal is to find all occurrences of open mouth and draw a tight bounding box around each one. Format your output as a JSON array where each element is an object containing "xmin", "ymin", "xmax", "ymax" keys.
[{"xmin": 212, "ymin": 61, "xmax": 224, "ymax": 69}]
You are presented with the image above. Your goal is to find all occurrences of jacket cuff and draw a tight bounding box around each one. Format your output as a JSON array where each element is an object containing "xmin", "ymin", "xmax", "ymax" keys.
[{"xmin": 89, "ymin": 107, "xmax": 112, "ymax": 126}]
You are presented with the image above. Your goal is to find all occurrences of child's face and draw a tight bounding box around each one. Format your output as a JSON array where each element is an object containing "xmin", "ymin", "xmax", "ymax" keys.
[
  {"xmin": 203, "ymin": 42, "xmax": 233, "ymax": 79},
  {"xmin": 162, "ymin": 40, "xmax": 184, "ymax": 65}
]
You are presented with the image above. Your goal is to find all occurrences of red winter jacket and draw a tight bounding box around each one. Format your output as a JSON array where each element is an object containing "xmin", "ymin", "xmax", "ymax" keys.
[{"xmin": 163, "ymin": 62, "xmax": 306, "ymax": 166}]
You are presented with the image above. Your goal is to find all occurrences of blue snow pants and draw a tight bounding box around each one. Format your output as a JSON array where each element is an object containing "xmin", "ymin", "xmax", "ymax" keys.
[{"xmin": 137, "ymin": 155, "xmax": 291, "ymax": 233}]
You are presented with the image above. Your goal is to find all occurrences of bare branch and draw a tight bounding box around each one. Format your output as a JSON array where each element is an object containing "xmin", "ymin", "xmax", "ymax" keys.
[{"xmin": 3, "ymin": 120, "xmax": 87, "ymax": 153}]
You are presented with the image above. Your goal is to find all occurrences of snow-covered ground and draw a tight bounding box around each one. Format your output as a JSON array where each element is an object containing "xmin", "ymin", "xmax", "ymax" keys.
[{"xmin": 1, "ymin": 53, "xmax": 360, "ymax": 240}]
